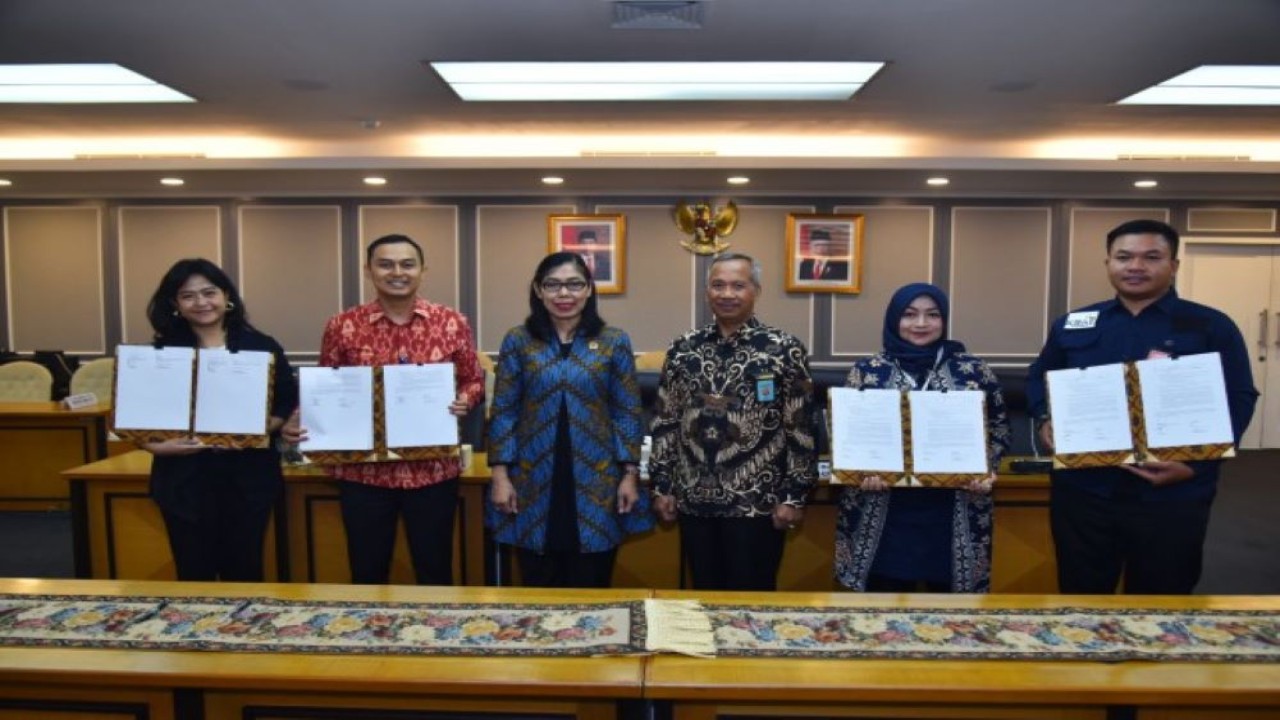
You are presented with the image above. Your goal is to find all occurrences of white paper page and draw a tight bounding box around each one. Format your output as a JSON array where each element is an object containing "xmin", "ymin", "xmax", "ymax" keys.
[
  {"xmin": 298, "ymin": 366, "xmax": 375, "ymax": 451},
  {"xmin": 193, "ymin": 349, "xmax": 272, "ymax": 434},
  {"xmin": 383, "ymin": 363, "xmax": 458, "ymax": 448},
  {"xmin": 1136, "ymin": 352, "xmax": 1234, "ymax": 449},
  {"xmin": 113, "ymin": 345, "xmax": 195, "ymax": 431},
  {"xmin": 909, "ymin": 390, "xmax": 988, "ymax": 474},
  {"xmin": 1046, "ymin": 363, "xmax": 1133, "ymax": 454},
  {"xmin": 829, "ymin": 387, "xmax": 905, "ymax": 472}
]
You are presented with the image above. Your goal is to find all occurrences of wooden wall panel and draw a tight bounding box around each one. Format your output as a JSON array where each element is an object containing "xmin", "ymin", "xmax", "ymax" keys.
[
  {"xmin": 830, "ymin": 206, "xmax": 933, "ymax": 357},
  {"xmin": 725, "ymin": 204, "xmax": 817, "ymax": 351},
  {"xmin": 357, "ymin": 205, "xmax": 460, "ymax": 308},
  {"xmin": 596, "ymin": 204, "xmax": 698, "ymax": 353},
  {"xmin": 950, "ymin": 206, "xmax": 1051, "ymax": 357},
  {"xmin": 238, "ymin": 205, "xmax": 342, "ymax": 355},
  {"xmin": 1187, "ymin": 208, "xmax": 1276, "ymax": 233},
  {"xmin": 117, "ymin": 206, "xmax": 221, "ymax": 344},
  {"xmin": 1068, "ymin": 207, "xmax": 1170, "ymax": 309},
  {"xmin": 4, "ymin": 206, "xmax": 104, "ymax": 353},
  {"xmin": 475, "ymin": 204, "xmax": 575, "ymax": 353}
]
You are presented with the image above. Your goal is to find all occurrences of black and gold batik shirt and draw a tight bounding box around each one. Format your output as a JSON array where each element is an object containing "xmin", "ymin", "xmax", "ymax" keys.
[{"xmin": 649, "ymin": 317, "xmax": 817, "ymax": 517}]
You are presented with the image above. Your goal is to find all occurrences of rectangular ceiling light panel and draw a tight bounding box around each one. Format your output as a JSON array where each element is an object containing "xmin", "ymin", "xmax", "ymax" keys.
[
  {"xmin": 0, "ymin": 64, "xmax": 194, "ymax": 103},
  {"xmin": 1120, "ymin": 65, "xmax": 1280, "ymax": 106},
  {"xmin": 431, "ymin": 61, "xmax": 884, "ymax": 101}
]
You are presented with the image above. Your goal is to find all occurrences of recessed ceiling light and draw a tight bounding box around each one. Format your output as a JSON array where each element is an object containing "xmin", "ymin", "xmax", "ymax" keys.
[
  {"xmin": 926, "ymin": 177, "xmax": 950, "ymax": 186},
  {"xmin": 727, "ymin": 176, "xmax": 751, "ymax": 185},
  {"xmin": 541, "ymin": 176, "xmax": 565, "ymax": 185},
  {"xmin": 159, "ymin": 177, "xmax": 184, "ymax": 187},
  {"xmin": 0, "ymin": 179, "xmax": 11, "ymax": 187},
  {"xmin": 363, "ymin": 176, "xmax": 387, "ymax": 186},
  {"xmin": 430, "ymin": 62, "xmax": 885, "ymax": 101},
  {"xmin": 1133, "ymin": 179, "xmax": 1159, "ymax": 188},
  {"xmin": 1119, "ymin": 65, "xmax": 1280, "ymax": 105},
  {"xmin": 0, "ymin": 63, "xmax": 194, "ymax": 103}
]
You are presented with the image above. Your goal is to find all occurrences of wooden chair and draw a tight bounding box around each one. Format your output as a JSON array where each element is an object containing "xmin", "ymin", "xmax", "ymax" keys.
[
  {"xmin": 477, "ymin": 352, "xmax": 496, "ymax": 418},
  {"xmin": 0, "ymin": 361, "xmax": 55, "ymax": 401},
  {"xmin": 634, "ymin": 350, "xmax": 666, "ymax": 371},
  {"xmin": 70, "ymin": 357, "xmax": 115, "ymax": 405}
]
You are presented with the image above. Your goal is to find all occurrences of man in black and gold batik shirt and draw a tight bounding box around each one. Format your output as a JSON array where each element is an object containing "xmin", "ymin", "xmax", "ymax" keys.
[{"xmin": 650, "ymin": 253, "xmax": 817, "ymax": 591}]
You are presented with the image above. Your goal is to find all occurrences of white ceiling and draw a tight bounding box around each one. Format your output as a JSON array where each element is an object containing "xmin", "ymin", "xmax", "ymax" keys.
[{"xmin": 2, "ymin": 0, "xmax": 1279, "ymax": 198}]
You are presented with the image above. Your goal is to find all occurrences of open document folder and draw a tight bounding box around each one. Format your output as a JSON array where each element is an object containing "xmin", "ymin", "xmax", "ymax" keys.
[
  {"xmin": 112, "ymin": 345, "xmax": 273, "ymax": 447},
  {"xmin": 297, "ymin": 363, "xmax": 460, "ymax": 464},
  {"xmin": 1046, "ymin": 352, "xmax": 1234, "ymax": 469},
  {"xmin": 828, "ymin": 386, "xmax": 988, "ymax": 487}
]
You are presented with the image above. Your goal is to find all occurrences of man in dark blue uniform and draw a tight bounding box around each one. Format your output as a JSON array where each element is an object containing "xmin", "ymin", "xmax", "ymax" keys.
[{"xmin": 1026, "ymin": 219, "xmax": 1257, "ymax": 595}]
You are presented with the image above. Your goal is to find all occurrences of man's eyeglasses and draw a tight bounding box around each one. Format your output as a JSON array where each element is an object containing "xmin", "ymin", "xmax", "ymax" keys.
[{"xmin": 540, "ymin": 279, "xmax": 589, "ymax": 294}]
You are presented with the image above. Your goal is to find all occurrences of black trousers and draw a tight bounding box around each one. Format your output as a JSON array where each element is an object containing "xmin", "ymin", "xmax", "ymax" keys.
[
  {"xmin": 1050, "ymin": 479, "xmax": 1213, "ymax": 595},
  {"xmin": 866, "ymin": 574, "xmax": 950, "ymax": 593},
  {"xmin": 159, "ymin": 485, "xmax": 274, "ymax": 582},
  {"xmin": 155, "ymin": 452, "xmax": 279, "ymax": 582},
  {"xmin": 679, "ymin": 515, "xmax": 786, "ymax": 591},
  {"xmin": 338, "ymin": 478, "xmax": 459, "ymax": 585},
  {"xmin": 515, "ymin": 547, "xmax": 618, "ymax": 589}
]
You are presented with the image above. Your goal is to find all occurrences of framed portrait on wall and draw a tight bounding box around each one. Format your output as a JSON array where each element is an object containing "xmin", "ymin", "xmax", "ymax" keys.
[
  {"xmin": 785, "ymin": 213, "xmax": 864, "ymax": 294},
  {"xmin": 547, "ymin": 214, "xmax": 627, "ymax": 294}
]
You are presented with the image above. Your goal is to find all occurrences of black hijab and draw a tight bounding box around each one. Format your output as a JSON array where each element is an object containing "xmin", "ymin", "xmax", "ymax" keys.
[{"xmin": 881, "ymin": 282, "xmax": 966, "ymax": 377}]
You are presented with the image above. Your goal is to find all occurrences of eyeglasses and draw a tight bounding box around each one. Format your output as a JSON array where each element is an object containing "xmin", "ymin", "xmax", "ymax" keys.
[{"xmin": 540, "ymin": 279, "xmax": 589, "ymax": 294}]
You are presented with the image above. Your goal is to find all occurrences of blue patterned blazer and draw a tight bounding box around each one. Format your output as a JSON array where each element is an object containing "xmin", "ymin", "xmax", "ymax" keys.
[{"xmin": 486, "ymin": 325, "xmax": 653, "ymax": 552}]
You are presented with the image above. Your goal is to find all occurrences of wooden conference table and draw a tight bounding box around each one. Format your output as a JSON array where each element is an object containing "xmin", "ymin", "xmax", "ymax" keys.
[
  {"xmin": 646, "ymin": 590, "xmax": 1280, "ymax": 720},
  {"xmin": 0, "ymin": 401, "xmax": 109, "ymax": 511},
  {"xmin": 62, "ymin": 452, "xmax": 1056, "ymax": 592},
  {"xmin": 1, "ymin": 579, "xmax": 1277, "ymax": 720},
  {"xmin": 0, "ymin": 578, "xmax": 647, "ymax": 720}
]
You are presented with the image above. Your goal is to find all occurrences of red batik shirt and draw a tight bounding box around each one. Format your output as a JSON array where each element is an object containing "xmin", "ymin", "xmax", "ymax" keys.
[{"xmin": 319, "ymin": 297, "xmax": 484, "ymax": 489}]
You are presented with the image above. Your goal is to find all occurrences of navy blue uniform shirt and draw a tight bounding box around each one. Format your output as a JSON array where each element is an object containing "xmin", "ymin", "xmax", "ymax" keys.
[{"xmin": 1026, "ymin": 289, "xmax": 1258, "ymax": 501}]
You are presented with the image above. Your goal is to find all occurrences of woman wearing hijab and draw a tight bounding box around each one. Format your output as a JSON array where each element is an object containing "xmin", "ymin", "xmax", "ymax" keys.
[{"xmin": 834, "ymin": 282, "xmax": 1011, "ymax": 593}]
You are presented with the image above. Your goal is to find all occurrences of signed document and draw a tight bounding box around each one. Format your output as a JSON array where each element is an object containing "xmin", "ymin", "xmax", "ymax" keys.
[
  {"xmin": 1136, "ymin": 352, "xmax": 1233, "ymax": 449},
  {"xmin": 298, "ymin": 366, "xmax": 375, "ymax": 451},
  {"xmin": 909, "ymin": 390, "xmax": 988, "ymax": 474},
  {"xmin": 1046, "ymin": 363, "xmax": 1133, "ymax": 455},
  {"xmin": 113, "ymin": 345, "xmax": 195, "ymax": 431},
  {"xmin": 383, "ymin": 363, "xmax": 458, "ymax": 449},
  {"xmin": 829, "ymin": 387, "xmax": 905, "ymax": 473},
  {"xmin": 193, "ymin": 349, "xmax": 272, "ymax": 435}
]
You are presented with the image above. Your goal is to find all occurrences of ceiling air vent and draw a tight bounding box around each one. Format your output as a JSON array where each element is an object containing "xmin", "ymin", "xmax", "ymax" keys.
[
  {"xmin": 611, "ymin": 1, "xmax": 707, "ymax": 30},
  {"xmin": 1118, "ymin": 154, "xmax": 1251, "ymax": 162}
]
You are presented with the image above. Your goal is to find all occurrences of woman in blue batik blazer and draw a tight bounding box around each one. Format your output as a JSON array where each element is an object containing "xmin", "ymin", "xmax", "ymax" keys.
[
  {"xmin": 834, "ymin": 282, "xmax": 1011, "ymax": 593},
  {"xmin": 487, "ymin": 252, "xmax": 653, "ymax": 588}
]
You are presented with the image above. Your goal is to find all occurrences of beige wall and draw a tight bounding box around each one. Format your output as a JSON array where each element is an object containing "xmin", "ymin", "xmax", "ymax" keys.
[
  {"xmin": 358, "ymin": 205, "xmax": 460, "ymax": 309},
  {"xmin": 950, "ymin": 206, "xmax": 1051, "ymax": 358},
  {"xmin": 238, "ymin": 205, "xmax": 343, "ymax": 355},
  {"xmin": 4, "ymin": 206, "xmax": 104, "ymax": 353},
  {"xmin": 118, "ymin": 206, "xmax": 221, "ymax": 344},
  {"xmin": 3, "ymin": 198, "xmax": 1278, "ymax": 364},
  {"xmin": 1067, "ymin": 207, "xmax": 1170, "ymax": 310},
  {"xmin": 831, "ymin": 206, "xmax": 934, "ymax": 357}
]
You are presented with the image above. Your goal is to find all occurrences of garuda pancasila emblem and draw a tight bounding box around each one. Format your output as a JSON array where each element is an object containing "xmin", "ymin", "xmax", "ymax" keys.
[{"xmin": 674, "ymin": 200, "xmax": 738, "ymax": 255}]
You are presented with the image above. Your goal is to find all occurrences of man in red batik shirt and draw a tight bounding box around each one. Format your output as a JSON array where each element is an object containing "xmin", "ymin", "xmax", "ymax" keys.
[{"xmin": 286, "ymin": 234, "xmax": 484, "ymax": 585}]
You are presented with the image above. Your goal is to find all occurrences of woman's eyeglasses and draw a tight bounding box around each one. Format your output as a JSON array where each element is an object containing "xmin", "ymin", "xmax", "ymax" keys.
[{"xmin": 540, "ymin": 279, "xmax": 589, "ymax": 294}]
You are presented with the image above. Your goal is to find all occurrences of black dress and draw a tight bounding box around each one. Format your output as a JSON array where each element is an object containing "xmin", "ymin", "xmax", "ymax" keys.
[{"xmin": 148, "ymin": 326, "xmax": 297, "ymax": 581}]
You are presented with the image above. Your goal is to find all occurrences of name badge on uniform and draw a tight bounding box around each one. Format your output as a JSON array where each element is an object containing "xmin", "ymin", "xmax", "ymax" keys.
[
  {"xmin": 1064, "ymin": 311, "xmax": 1099, "ymax": 330},
  {"xmin": 756, "ymin": 374, "xmax": 776, "ymax": 403}
]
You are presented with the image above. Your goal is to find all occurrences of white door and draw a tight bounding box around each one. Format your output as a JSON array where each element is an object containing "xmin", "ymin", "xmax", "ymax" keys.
[{"xmin": 1180, "ymin": 240, "xmax": 1280, "ymax": 448}]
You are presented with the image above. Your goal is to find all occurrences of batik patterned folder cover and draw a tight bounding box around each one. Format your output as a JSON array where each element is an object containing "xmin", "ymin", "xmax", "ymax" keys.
[
  {"xmin": 303, "ymin": 367, "xmax": 459, "ymax": 466},
  {"xmin": 830, "ymin": 391, "xmax": 990, "ymax": 488}
]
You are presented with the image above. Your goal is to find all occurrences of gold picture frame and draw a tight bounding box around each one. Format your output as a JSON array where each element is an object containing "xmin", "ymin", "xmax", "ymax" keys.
[
  {"xmin": 785, "ymin": 213, "xmax": 864, "ymax": 294},
  {"xmin": 547, "ymin": 214, "xmax": 627, "ymax": 294}
]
